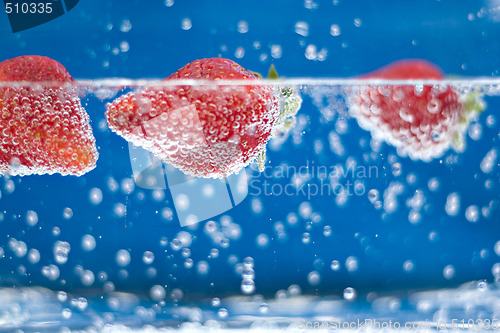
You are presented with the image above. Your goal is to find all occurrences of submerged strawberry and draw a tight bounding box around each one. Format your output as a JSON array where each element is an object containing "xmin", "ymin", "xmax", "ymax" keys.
[
  {"xmin": 0, "ymin": 55, "xmax": 98, "ymax": 176},
  {"xmin": 349, "ymin": 60, "xmax": 484, "ymax": 161},
  {"xmin": 106, "ymin": 58, "xmax": 301, "ymax": 178}
]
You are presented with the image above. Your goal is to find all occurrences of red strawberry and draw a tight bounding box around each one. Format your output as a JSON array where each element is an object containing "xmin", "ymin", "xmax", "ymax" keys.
[
  {"xmin": 0, "ymin": 55, "xmax": 98, "ymax": 176},
  {"xmin": 349, "ymin": 59, "xmax": 484, "ymax": 161},
  {"xmin": 106, "ymin": 58, "xmax": 300, "ymax": 178}
]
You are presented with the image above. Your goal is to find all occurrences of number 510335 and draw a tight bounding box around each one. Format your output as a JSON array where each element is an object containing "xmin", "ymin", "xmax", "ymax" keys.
[{"xmin": 5, "ymin": 2, "xmax": 53, "ymax": 14}]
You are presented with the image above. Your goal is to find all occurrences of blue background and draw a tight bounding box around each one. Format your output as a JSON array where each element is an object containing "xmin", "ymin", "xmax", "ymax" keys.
[{"xmin": 0, "ymin": 0, "xmax": 499, "ymax": 299}]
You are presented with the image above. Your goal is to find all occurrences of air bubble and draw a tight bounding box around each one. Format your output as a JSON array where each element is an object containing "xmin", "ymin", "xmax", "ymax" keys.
[
  {"xmin": 62, "ymin": 207, "xmax": 73, "ymax": 219},
  {"xmin": 256, "ymin": 233, "xmax": 270, "ymax": 248},
  {"xmin": 120, "ymin": 20, "xmax": 132, "ymax": 32},
  {"xmin": 403, "ymin": 260, "xmax": 415, "ymax": 273},
  {"xmin": 330, "ymin": 24, "xmax": 341, "ymax": 36},
  {"xmin": 143, "ymin": 251, "xmax": 154, "ymax": 264},
  {"xmin": 445, "ymin": 192, "xmax": 460, "ymax": 217},
  {"xmin": 28, "ymin": 249, "xmax": 40, "ymax": 264},
  {"xmin": 259, "ymin": 303, "xmax": 269, "ymax": 314},
  {"xmin": 218, "ymin": 308, "xmax": 228, "ymax": 318},
  {"xmin": 120, "ymin": 41, "xmax": 130, "ymax": 52},
  {"xmin": 81, "ymin": 235, "xmax": 96, "ymax": 252},
  {"xmin": 295, "ymin": 21, "xmax": 309, "ymax": 36},
  {"xmin": 241, "ymin": 279, "xmax": 256, "ymax": 294},
  {"xmin": 345, "ymin": 256, "xmax": 359, "ymax": 272},
  {"xmin": 443, "ymin": 265, "xmax": 455, "ymax": 280},
  {"xmin": 477, "ymin": 280, "xmax": 488, "ymax": 292},
  {"xmin": 116, "ymin": 249, "xmax": 131, "ymax": 267},
  {"xmin": 307, "ymin": 271, "xmax": 321, "ymax": 286},
  {"xmin": 465, "ymin": 205, "xmax": 480, "ymax": 223},
  {"xmin": 197, "ymin": 261, "xmax": 209, "ymax": 275},
  {"xmin": 81, "ymin": 270, "xmax": 95, "ymax": 286},
  {"xmin": 62, "ymin": 308, "xmax": 72, "ymax": 319},
  {"xmin": 271, "ymin": 45, "xmax": 282, "ymax": 59},
  {"xmin": 235, "ymin": 47, "xmax": 245, "ymax": 59},
  {"xmin": 237, "ymin": 21, "xmax": 248, "ymax": 33},
  {"xmin": 26, "ymin": 210, "xmax": 38, "ymax": 226},
  {"xmin": 211, "ymin": 297, "xmax": 221, "ymax": 307},
  {"xmin": 150, "ymin": 285, "xmax": 166, "ymax": 301},
  {"xmin": 181, "ymin": 18, "xmax": 192, "ymax": 30},
  {"xmin": 368, "ymin": 189, "xmax": 379, "ymax": 203},
  {"xmin": 53, "ymin": 241, "xmax": 70, "ymax": 264},
  {"xmin": 89, "ymin": 188, "xmax": 103, "ymax": 205},
  {"xmin": 343, "ymin": 287, "xmax": 356, "ymax": 301}
]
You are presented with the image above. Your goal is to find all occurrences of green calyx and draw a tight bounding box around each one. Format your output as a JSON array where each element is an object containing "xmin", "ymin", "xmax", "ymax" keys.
[
  {"xmin": 461, "ymin": 92, "xmax": 485, "ymax": 122},
  {"xmin": 266, "ymin": 65, "xmax": 302, "ymax": 130},
  {"xmin": 255, "ymin": 64, "xmax": 302, "ymax": 172},
  {"xmin": 451, "ymin": 92, "xmax": 486, "ymax": 151}
]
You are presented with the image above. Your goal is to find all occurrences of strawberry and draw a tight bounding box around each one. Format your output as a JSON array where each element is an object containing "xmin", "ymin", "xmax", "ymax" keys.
[
  {"xmin": 106, "ymin": 58, "xmax": 300, "ymax": 178},
  {"xmin": 349, "ymin": 59, "xmax": 484, "ymax": 161},
  {"xmin": 0, "ymin": 55, "xmax": 98, "ymax": 176}
]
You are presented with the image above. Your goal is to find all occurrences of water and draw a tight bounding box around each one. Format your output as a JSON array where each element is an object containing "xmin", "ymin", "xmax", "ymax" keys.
[{"xmin": 0, "ymin": 79, "xmax": 499, "ymax": 331}]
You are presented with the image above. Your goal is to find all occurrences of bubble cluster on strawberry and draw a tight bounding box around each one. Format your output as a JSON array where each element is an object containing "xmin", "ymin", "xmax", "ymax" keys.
[
  {"xmin": 0, "ymin": 55, "xmax": 98, "ymax": 176},
  {"xmin": 106, "ymin": 58, "xmax": 301, "ymax": 178},
  {"xmin": 348, "ymin": 60, "xmax": 484, "ymax": 161}
]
